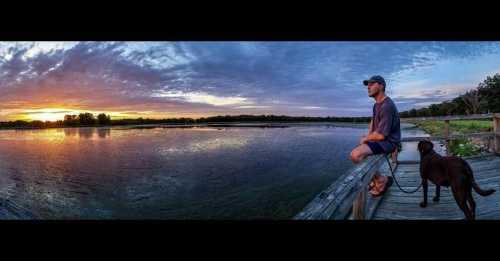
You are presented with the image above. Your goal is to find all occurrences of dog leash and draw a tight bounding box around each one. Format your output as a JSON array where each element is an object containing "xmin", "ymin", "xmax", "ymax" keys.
[{"xmin": 384, "ymin": 154, "xmax": 422, "ymax": 194}]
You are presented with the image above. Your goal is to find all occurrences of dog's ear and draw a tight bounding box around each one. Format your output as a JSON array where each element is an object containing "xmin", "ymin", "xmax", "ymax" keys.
[
  {"xmin": 422, "ymin": 140, "xmax": 434, "ymax": 154},
  {"xmin": 418, "ymin": 140, "xmax": 433, "ymax": 154},
  {"xmin": 427, "ymin": 140, "xmax": 434, "ymax": 150}
]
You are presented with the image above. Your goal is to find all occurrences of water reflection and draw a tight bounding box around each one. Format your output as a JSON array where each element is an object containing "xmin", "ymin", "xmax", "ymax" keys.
[
  {"xmin": 0, "ymin": 125, "xmax": 431, "ymax": 219},
  {"xmin": 0, "ymin": 126, "xmax": 369, "ymax": 219},
  {"xmin": 157, "ymin": 136, "xmax": 251, "ymax": 155},
  {"xmin": 63, "ymin": 128, "xmax": 77, "ymax": 137},
  {"xmin": 97, "ymin": 128, "xmax": 110, "ymax": 138},
  {"xmin": 0, "ymin": 128, "xmax": 112, "ymax": 141},
  {"xmin": 63, "ymin": 128, "xmax": 110, "ymax": 139}
]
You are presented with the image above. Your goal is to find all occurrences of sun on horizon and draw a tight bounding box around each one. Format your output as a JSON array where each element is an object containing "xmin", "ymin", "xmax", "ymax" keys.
[
  {"xmin": 9, "ymin": 108, "xmax": 207, "ymax": 122},
  {"xmin": 20, "ymin": 108, "xmax": 112, "ymax": 122}
]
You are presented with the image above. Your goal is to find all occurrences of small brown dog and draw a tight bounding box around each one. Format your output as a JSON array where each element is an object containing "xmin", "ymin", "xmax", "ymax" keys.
[{"xmin": 417, "ymin": 140, "xmax": 495, "ymax": 220}]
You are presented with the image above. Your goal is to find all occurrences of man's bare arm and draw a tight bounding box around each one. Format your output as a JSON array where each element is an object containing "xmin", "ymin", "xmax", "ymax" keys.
[
  {"xmin": 360, "ymin": 131, "xmax": 385, "ymax": 144},
  {"xmin": 360, "ymin": 120, "xmax": 375, "ymax": 145},
  {"xmin": 364, "ymin": 131, "xmax": 385, "ymax": 142}
]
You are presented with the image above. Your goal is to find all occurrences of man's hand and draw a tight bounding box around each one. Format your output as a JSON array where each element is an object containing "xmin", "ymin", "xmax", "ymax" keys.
[
  {"xmin": 360, "ymin": 131, "xmax": 385, "ymax": 144},
  {"xmin": 359, "ymin": 135, "xmax": 367, "ymax": 145}
]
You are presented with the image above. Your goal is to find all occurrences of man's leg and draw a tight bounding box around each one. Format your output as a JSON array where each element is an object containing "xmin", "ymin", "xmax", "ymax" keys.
[
  {"xmin": 350, "ymin": 144, "xmax": 373, "ymax": 164},
  {"xmin": 350, "ymin": 142, "xmax": 389, "ymax": 196}
]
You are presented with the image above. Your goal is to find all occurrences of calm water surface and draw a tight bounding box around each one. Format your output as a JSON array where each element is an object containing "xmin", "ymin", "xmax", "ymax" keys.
[{"xmin": 0, "ymin": 123, "xmax": 429, "ymax": 219}]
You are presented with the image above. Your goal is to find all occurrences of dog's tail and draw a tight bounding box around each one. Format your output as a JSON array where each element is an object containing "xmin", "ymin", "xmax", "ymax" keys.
[{"xmin": 464, "ymin": 159, "xmax": 496, "ymax": 196}]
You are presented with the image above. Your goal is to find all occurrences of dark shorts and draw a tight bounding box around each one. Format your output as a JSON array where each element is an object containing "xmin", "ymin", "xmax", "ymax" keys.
[{"xmin": 366, "ymin": 141, "xmax": 397, "ymax": 155}]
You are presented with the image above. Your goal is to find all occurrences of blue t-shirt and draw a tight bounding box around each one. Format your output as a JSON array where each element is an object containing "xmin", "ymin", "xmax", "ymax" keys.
[{"xmin": 372, "ymin": 96, "xmax": 401, "ymax": 151}]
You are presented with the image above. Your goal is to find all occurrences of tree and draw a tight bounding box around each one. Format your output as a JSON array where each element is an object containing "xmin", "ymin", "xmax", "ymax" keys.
[
  {"xmin": 97, "ymin": 113, "xmax": 111, "ymax": 125},
  {"xmin": 461, "ymin": 89, "xmax": 480, "ymax": 115},
  {"xmin": 31, "ymin": 120, "xmax": 44, "ymax": 128},
  {"xmin": 78, "ymin": 113, "xmax": 96, "ymax": 125},
  {"xmin": 418, "ymin": 107, "xmax": 431, "ymax": 117},
  {"xmin": 429, "ymin": 104, "xmax": 440, "ymax": 116},
  {"xmin": 399, "ymin": 73, "xmax": 500, "ymax": 116},
  {"xmin": 12, "ymin": 120, "xmax": 29, "ymax": 127},
  {"xmin": 477, "ymin": 73, "xmax": 500, "ymax": 113},
  {"xmin": 64, "ymin": 114, "xmax": 78, "ymax": 126},
  {"xmin": 440, "ymin": 101, "xmax": 454, "ymax": 115},
  {"xmin": 409, "ymin": 108, "xmax": 417, "ymax": 117}
]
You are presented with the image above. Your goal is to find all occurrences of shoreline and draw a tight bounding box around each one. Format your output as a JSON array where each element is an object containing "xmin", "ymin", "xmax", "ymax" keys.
[{"xmin": 0, "ymin": 121, "xmax": 371, "ymax": 131}]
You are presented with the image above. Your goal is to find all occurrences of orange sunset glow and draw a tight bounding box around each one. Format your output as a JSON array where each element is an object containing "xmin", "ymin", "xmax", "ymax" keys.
[
  {"xmin": 14, "ymin": 108, "xmax": 199, "ymax": 122},
  {"xmin": 21, "ymin": 108, "xmax": 76, "ymax": 121}
]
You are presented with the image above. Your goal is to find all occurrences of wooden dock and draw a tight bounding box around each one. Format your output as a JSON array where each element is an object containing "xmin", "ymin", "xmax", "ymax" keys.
[
  {"xmin": 373, "ymin": 155, "xmax": 500, "ymax": 220},
  {"xmin": 295, "ymin": 113, "xmax": 500, "ymax": 220}
]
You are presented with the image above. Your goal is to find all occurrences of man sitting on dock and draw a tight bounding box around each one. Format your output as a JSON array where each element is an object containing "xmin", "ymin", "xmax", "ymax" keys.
[{"xmin": 349, "ymin": 75, "xmax": 401, "ymax": 197}]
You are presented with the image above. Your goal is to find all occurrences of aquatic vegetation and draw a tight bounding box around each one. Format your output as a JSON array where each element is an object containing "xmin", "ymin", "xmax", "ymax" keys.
[
  {"xmin": 449, "ymin": 138, "xmax": 482, "ymax": 157},
  {"xmin": 415, "ymin": 120, "xmax": 492, "ymax": 156}
]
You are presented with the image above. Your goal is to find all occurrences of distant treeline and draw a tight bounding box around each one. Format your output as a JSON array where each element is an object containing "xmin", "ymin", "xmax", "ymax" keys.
[
  {"xmin": 0, "ymin": 114, "xmax": 372, "ymax": 129},
  {"xmin": 0, "ymin": 113, "xmax": 112, "ymax": 129},
  {"xmin": 399, "ymin": 73, "xmax": 500, "ymax": 118},
  {"xmin": 115, "ymin": 115, "xmax": 372, "ymax": 125}
]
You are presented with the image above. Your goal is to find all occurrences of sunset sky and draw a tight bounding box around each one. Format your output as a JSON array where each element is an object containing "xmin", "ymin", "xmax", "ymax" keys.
[{"xmin": 1, "ymin": 41, "xmax": 500, "ymax": 121}]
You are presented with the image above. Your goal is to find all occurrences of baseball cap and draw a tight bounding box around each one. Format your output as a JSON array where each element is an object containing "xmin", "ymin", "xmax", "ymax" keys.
[{"xmin": 363, "ymin": 75, "xmax": 386, "ymax": 87}]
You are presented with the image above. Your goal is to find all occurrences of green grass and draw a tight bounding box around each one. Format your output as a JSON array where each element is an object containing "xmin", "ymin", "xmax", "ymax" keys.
[
  {"xmin": 412, "ymin": 120, "xmax": 492, "ymax": 157},
  {"xmin": 413, "ymin": 120, "xmax": 492, "ymax": 137}
]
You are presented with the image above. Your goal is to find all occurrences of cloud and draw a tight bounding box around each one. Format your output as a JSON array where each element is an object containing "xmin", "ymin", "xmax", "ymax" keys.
[
  {"xmin": 0, "ymin": 41, "xmax": 499, "ymax": 120},
  {"xmin": 299, "ymin": 106, "xmax": 325, "ymax": 110},
  {"xmin": 23, "ymin": 109, "xmax": 75, "ymax": 115},
  {"xmin": 151, "ymin": 90, "xmax": 252, "ymax": 106},
  {"xmin": 234, "ymin": 105, "xmax": 271, "ymax": 109}
]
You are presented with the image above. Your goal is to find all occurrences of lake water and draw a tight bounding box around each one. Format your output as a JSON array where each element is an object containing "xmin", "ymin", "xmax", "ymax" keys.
[{"xmin": 0, "ymin": 123, "xmax": 432, "ymax": 219}]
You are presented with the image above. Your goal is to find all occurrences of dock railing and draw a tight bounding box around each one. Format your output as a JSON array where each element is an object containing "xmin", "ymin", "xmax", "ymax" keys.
[{"xmin": 294, "ymin": 113, "xmax": 500, "ymax": 220}]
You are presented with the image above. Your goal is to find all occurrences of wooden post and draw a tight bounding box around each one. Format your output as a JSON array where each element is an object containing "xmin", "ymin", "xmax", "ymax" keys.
[
  {"xmin": 352, "ymin": 188, "xmax": 366, "ymax": 220},
  {"xmin": 494, "ymin": 113, "xmax": 500, "ymax": 155},
  {"xmin": 444, "ymin": 120, "xmax": 450, "ymax": 156}
]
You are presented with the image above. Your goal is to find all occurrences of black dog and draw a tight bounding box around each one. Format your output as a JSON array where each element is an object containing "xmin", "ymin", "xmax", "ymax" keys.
[{"xmin": 417, "ymin": 140, "xmax": 495, "ymax": 220}]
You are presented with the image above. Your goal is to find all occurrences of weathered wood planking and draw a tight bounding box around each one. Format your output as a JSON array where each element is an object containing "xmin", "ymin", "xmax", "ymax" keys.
[
  {"xmin": 373, "ymin": 157, "xmax": 500, "ymax": 220},
  {"xmin": 294, "ymin": 154, "xmax": 386, "ymax": 220}
]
